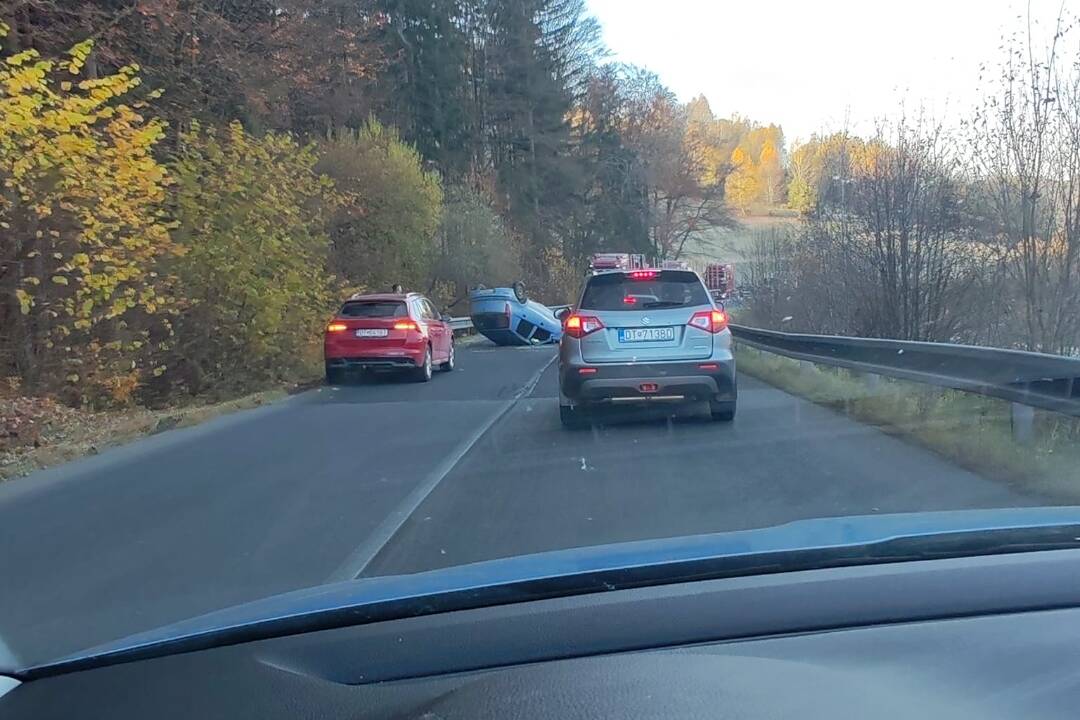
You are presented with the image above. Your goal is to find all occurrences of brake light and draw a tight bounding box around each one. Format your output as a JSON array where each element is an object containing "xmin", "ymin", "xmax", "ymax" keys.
[
  {"xmin": 622, "ymin": 295, "xmax": 637, "ymax": 304},
  {"xmin": 326, "ymin": 322, "xmax": 347, "ymax": 332},
  {"xmin": 564, "ymin": 314, "xmax": 604, "ymax": 338},
  {"xmin": 629, "ymin": 270, "xmax": 658, "ymax": 280},
  {"xmin": 393, "ymin": 320, "xmax": 419, "ymax": 331},
  {"xmin": 688, "ymin": 310, "xmax": 728, "ymax": 333}
]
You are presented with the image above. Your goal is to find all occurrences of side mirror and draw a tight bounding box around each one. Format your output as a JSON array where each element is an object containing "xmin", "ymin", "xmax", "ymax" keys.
[{"xmin": 554, "ymin": 307, "xmax": 572, "ymax": 321}]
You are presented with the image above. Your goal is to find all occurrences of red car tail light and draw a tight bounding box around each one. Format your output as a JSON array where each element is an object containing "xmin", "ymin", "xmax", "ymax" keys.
[
  {"xmin": 688, "ymin": 310, "xmax": 728, "ymax": 334},
  {"xmin": 393, "ymin": 320, "xmax": 419, "ymax": 331},
  {"xmin": 326, "ymin": 322, "xmax": 348, "ymax": 333},
  {"xmin": 628, "ymin": 270, "xmax": 658, "ymax": 280},
  {"xmin": 564, "ymin": 314, "xmax": 604, "ymax": 338}
]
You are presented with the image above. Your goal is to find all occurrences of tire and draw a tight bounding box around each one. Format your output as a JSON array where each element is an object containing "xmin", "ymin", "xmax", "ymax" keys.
[
  {"xmin": 325, "ymin": 363, "xmax": 345, "ymax": 386},
  {"xmin": 710, "ymin": 400, "xmax": 736, "ymax": 422},
  {"xmin": 440, "ymin": 339, "xmax": 455, "ymax": 372},
  {"xmin": 512, "ymin": 280, "xmax": 528, "ymax": 303},
  {"xmin": 560, "ymin": 404, "xmax": 588, "ymax": 429},
  {"xmin": 411, "ymin": 346, "xmax": 433, "ymax": 383}
]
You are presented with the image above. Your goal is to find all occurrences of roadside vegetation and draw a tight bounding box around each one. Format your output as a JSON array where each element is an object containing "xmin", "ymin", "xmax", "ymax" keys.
[
  {"xmin": 736, "ymin": 346, "xmax": 1080, "ymax": 501},
  {"xmin": 2, "ymin": 2, "xmax": 1078, "ymax": 474},
  {"xmin": 741, "ymin": 10, "xmax": 1080, "ymax": 357},
  {"xmin": 1, "ymin": 3, "xmax": 779, "ymax": 465}
]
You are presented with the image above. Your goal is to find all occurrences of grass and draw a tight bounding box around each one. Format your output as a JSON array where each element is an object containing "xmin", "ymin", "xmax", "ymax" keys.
[
  {"xmin": 735, "ymin": 345, "xmax": 1080, "ymax": 502},
  {"xmin": 0, "ymin": 383, "xmax": 314, "ymax": 481}
]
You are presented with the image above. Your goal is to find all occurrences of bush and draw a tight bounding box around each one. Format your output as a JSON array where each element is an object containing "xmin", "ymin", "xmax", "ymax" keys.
[
  {"xmin": 317, "ymin": 120, "xmax": 443, "ymax": 294},
  {"xmin": 163, "ymin": 121, "xmax": 338, "ymax": 396}
]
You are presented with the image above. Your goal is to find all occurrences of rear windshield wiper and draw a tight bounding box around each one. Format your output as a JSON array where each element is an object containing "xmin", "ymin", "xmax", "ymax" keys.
[{"xmin": 642, "ymin": 301, "xmax": 686, "ymax": 309}]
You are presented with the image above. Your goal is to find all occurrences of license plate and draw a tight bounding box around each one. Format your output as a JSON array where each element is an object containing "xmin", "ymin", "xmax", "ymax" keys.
[
  {"xmin": 355, "ymin": 329, "xmax": 388, "ymax": 338},
  {"xmin": 618, "ymin": 327, "xmax": 675, "ymax": 343}
]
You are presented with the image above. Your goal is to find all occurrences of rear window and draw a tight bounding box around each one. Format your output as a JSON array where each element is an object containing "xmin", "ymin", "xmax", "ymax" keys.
[
  {"xmin": 580, "ymin": 271, "xmax": 709, "ymax": 311},
  {"xmin": 339, "ymin": 301, "xmax": 408, "ymax": 318}
]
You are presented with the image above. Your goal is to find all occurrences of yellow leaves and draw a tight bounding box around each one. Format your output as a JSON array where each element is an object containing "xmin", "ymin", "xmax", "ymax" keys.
[
  {"xmin": 731, "ymin": 146, "xmax": 751, "ymax": 168},
  {"xmin": 51, "ymin": 275, "xmax": 69, "ymax": 285},
  {"xmin": 4, "ymin": 49, "xmax": 40, "ymax": 68},
  {"xmin": 15, "ymin": 288, "xmax": 32, "ymax": 314}
]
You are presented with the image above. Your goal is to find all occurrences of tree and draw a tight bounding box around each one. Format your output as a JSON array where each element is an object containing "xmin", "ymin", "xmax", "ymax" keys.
[
  {"xmin": 433, "ymin": 184, "xmax": 523, "ymax": 305},
  {"xmin": 317, "ymin": 119, "xmax": 443, "ymax": 293},
  {"xmin": 726, "ymin": 146, "xmax": 759, "ymax": 214},
  {"xmin": 968, "ymin": 10, "xmax": 1080, "ymax": 354},
  {"xmin": 167, "ymin": 121, "xmax": 338, "ymax": 394},
  {"xmin": 1, "ymin": 0, "xmax": 386, "ymax": 134},
  {"xmin": 0, "ymin": 33, "xmax": 179, "ymax": 402},
  {"xmin": 758, "ymin": 136, "xmax": 783, "ymax": 204},
  {"xmin": 618, "ymin": 68, "xmax": 733, "ymax": 260},
  {"xmin": 769, "ymin": 118, "xmax": 977, "ymax": 342}
]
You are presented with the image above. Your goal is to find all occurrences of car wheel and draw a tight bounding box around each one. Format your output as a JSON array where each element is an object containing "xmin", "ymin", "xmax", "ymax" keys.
[
  {"xmin": 440, "ymin": 339, "xmax": 455, "ymax": 371},
  {"xmin": 560, "ymin": 404, "xmax": 589, "ymax": 429},
  {"xmin": 325, "ymin": 363, "xmax": 345, "ymax": 386},
  {"xmin": 513, "ymin": 280, "xmax": 528, "ymax": 303},
  {"xmin": 412, "ymin": 346, "xmax": 433, "ymax": 383},
  {"xmin": 710, "ymin": 400, "xmax": 736, "ymax": 422}
]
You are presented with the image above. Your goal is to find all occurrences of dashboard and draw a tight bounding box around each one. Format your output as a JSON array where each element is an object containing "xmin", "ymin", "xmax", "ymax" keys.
[{"xmin": 6, "ymin": 548, "xmax": 1080, "ymax": 718}]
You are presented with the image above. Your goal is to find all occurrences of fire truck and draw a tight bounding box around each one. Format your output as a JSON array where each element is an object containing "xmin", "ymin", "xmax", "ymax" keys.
[
  {"xmin": 704, "ymin": 263, "xmax": 736, "ymax": 300},
  {"xmin": 588, "ymin": 253, "xmax": 647, "ymax": 274}
]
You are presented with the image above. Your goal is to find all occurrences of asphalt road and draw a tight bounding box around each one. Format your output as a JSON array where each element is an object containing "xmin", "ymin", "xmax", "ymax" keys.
[{"xmin": 0, "ymin": 343, "xmax": 1047, "ymax": 668}]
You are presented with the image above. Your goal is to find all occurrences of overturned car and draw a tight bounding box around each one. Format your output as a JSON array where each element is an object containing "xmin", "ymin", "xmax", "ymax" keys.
[{"xmin": 469, "ymin": 282, "xmax": 563, "ymax": 346}]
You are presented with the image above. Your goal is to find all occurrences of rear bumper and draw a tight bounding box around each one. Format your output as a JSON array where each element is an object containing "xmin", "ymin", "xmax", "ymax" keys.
[
  {"xmin": 559, "ymin": 358, "xmax": 736, "ymax": 406},
  {"xmin": 325, "ymin": 346, "xmax": 425, "ymax": 370}
]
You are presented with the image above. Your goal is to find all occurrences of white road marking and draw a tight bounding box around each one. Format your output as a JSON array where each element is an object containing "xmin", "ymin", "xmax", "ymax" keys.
[{"xmin": 326, "ymin": 353, "xmax": 557, "ymax": 581}]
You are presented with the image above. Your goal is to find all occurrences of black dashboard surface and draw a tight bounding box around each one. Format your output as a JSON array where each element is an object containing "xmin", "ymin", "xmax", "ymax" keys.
[{"xmin": 6, "ymin": 549, "xmax": 1080, "ymax": 719}]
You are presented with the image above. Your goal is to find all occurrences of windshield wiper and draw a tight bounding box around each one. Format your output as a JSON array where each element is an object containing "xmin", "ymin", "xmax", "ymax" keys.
[{"xmin": 641, "ymin": 301, "xmax": 685, "ymax": 309}]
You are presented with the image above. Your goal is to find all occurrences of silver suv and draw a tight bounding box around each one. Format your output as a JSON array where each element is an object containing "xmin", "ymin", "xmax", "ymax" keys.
[{"xmin": 558, "ymin": 269, "xmax": 736, "ymax": 428}]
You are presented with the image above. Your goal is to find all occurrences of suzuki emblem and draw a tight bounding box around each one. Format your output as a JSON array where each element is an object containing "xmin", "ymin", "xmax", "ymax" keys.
[{"xmin": 641, "ymin": 317, "xmax": 651, "ymax": 325}]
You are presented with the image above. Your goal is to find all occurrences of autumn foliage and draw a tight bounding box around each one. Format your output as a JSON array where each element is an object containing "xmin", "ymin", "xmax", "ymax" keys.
[{"xmin": 0, "ymin": 28, "xmax": 180, "ymax": 405}]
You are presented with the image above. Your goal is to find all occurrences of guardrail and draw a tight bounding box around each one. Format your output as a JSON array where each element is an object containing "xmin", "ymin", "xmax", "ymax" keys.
[
  {"xmin": 453, "ymin": 309, "xmax": 1080, "ymax": 438},
  {"xmin": 729, "ymin": 324, "xmax": 1080, "ymax": 441},
  {"xmin": 449, "ymin": 316, "xmax": 474, "ymax": 333}
]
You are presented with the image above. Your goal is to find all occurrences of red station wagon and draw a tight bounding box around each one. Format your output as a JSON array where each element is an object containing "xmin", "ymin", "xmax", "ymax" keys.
[{"xmin": 323, "ymin": 293, "xmax": 455, "ymax": 384}]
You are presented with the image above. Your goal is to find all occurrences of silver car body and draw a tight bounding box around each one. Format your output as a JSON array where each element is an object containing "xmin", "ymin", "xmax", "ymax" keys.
[{"xmin": 558, "ymin": 269, "xmax": 737, "ymax": 425}]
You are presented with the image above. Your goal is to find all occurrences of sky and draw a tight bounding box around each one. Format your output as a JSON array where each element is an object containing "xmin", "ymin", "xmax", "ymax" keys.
[{"xmin": 585, "ymin": 0, "xmax": 1074, "ymax": 142}]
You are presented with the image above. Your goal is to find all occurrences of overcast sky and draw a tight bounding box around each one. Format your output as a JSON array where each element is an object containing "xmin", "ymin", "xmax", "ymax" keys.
[{"xmin": 585, "ymin": 0, "xmax": 1074, "ymax": 142}]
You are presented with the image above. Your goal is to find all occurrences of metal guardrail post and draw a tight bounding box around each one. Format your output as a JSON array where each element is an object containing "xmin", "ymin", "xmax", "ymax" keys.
[
  {"xmin": 1011, "ymin": 403, "xmax": 1035, "ymax": 445},
  {"xmin": 864, "ymin": 373, "xmax": 882, "ymax": 394}
]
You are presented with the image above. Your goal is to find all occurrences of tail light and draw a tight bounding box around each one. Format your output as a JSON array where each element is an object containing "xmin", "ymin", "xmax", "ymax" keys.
[
  {"xmin": 629, "ymin": 270, "xmax": 658, "ymax": 280},
  {"xmin": 564, "ymin": 314, "xmax": 604, "ymax": 338},
  {"xmin": 326, "ymin": 322, "xmax": 347, "ymax": 333},
  {"xmin": 393, "ymin": 320, "xmax": 419, "ymax": 331},
  {"xmin": 688, "ymin": 309, "xmax": 728, "ymax": 334}
]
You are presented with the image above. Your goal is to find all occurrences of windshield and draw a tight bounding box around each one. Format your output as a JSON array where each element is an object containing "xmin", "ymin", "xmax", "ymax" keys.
[{"xmin": 3, "ymin": 0, "xmax": 1080, "ymax": 673}]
